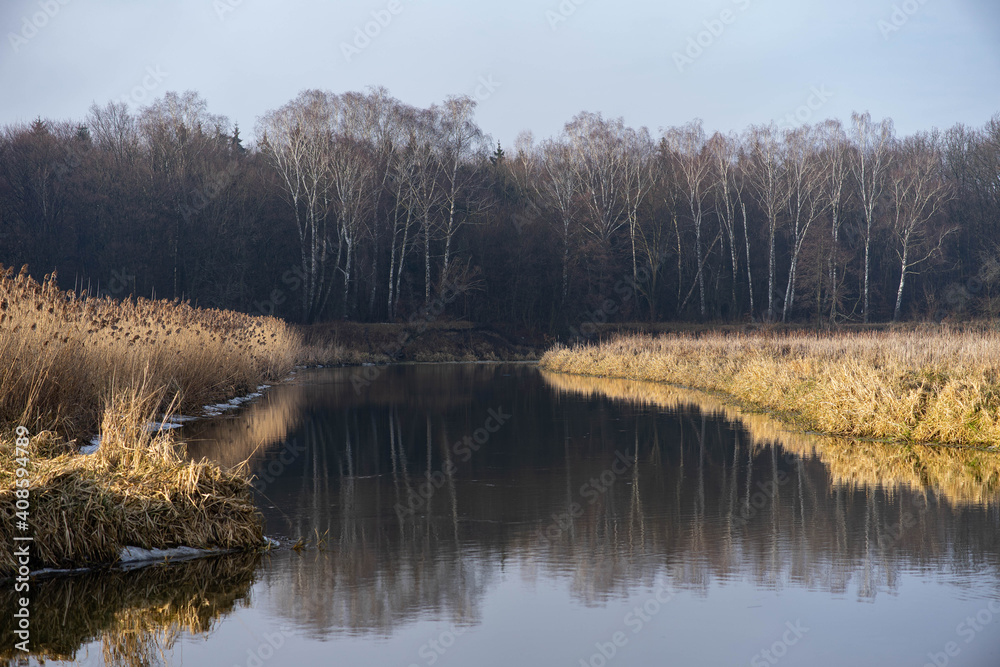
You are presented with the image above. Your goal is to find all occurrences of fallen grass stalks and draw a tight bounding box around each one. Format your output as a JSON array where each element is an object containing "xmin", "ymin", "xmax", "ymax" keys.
[{"xmin": 540, "ymin": 328, "xmax": 1000, "ymax": 448}]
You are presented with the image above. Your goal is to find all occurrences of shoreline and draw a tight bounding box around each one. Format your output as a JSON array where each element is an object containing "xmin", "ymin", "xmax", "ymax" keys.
[{"xmin": 539, "ymin": 329, "xmax": 1000, "ymax": 450}]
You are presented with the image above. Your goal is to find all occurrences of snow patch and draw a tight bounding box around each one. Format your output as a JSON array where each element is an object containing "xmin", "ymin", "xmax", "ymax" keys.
[{"xmin": 119, "ymin": 545, "xmax": 222, "ymax": 565}]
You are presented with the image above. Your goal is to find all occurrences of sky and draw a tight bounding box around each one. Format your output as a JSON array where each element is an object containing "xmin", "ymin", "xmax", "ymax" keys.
[{"xmin": 1, "ymin": 0, "xmax": 998, "ymax": 148}]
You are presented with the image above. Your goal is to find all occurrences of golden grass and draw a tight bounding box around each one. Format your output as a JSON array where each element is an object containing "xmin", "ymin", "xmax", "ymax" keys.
[
  {"xmin": 540, "ymin": 370, "xmax": 1000, "ymax": 506},
  {"xmin": 540, "ymin": 328, "xmax": 1000, "ymax": 447},
  {"xmin": 0, "ymin": 265, "xmax": 299, "ymax": 438},
  {"xmin": 0, "ymin": 265, "xmax": 296, "ymax": 575}
]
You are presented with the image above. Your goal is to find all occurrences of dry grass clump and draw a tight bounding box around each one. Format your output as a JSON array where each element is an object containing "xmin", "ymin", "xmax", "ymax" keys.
[
  {"xmin": 540, "ymin": 370, "xmax": 1000, "ymax": 505},
  {"xmin": 0, "ymin": 264, "xmax": 299, "ymax": 439},
  {"xmin": 0, "ymin": 377, "xmax": 263, "ymax": 576},
  {"xmin": 540, "ymin": 327, "xmax": 1000, "ymax": 447}
]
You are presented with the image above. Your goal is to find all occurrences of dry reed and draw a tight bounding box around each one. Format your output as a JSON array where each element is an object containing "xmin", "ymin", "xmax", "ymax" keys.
[
  {"xmin": 0, "ymin": 265, "xmax": 296, "ymax": 575},
  {"xmin": 540, "ymin": 328, "xmax": 1000, "ymax": 447}
]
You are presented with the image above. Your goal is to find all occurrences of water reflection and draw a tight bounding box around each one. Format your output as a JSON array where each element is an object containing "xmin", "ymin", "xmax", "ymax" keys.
[
  {"xmin": 0, "ymin": 553, "xmax": 260, "ymax": 666},
  {"xmin": 9, "ymin": 364, "xmax": 1000, "ymax": 665},
  {"xmin": 187, "ymin": 365, "xmax": 1000, "ymax": 635}
]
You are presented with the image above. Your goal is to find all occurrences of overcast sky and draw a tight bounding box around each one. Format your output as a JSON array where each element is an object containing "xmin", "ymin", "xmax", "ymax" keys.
[{"xmin": 2, "ymin": 0, "xmax": 998, "ymax": 147}]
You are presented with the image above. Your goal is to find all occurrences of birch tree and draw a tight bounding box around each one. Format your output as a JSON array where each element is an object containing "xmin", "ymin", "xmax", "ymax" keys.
[
  {"xmin": 781, "ymin": 125, "xmax": 829, "ymax": 322},
  {"xmin": 537, "ymin": 137, "xmax": 581, "ymax": 303},
  {"xmin": 745, "ymin": 124, "xmax": 788, "ymax": 321},
  {"xmin": 851, "ymin": 112, "xmax": 895, "ymax": 323},
  {"xmin": 437, "ymin": 96, "xmax": 487, "ymax": 286},
  {"xmin": 888, "ymin": 132, "xmax": 954, "ymax": 321},
  {"xmin": 707, "ymin": 131, "xmax": 742, "ymax": 312},
  {"xmin": 664, "ymin": 120, "xmax": 712, "ymax": 317},
  {"xmin": 564, "ymin": 112, "xmax": 629, "ymax": 244},
  {"xmin": 257, "ymin": 90, "xmax": 338, "ymax": 322},
  {"xmin": 817, "ymin": 120, "xmax": 850, "ymax": 322}
]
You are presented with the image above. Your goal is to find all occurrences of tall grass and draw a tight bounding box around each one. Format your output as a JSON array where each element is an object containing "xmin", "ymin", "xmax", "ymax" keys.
[
  {"xmin": 0, "ymin": 265, "xmax": 298, "ymax": 574},
  {"xmin": 540, "ymin": 328, "xmax": 1000, "ymax": 447},
  {"xmin": 0, "ymin": 265, "xmax": 299, "ymax": 438}
]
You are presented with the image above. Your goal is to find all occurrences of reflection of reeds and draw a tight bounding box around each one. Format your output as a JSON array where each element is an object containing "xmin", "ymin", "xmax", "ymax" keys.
[
  {"xmin": 0, "ymin": 551, "xmax": 260, "ymax": 666},
  {"xmin": 185, "ymin": 382, "xmax": 307, "ymax": 469},
  {"xmin": 540, "ymin": 329, "xmax": 1000, "ymax": 446},
  {"xmin": 540, "ymin": 369, "xmax": 1000, "ymax": 506}
]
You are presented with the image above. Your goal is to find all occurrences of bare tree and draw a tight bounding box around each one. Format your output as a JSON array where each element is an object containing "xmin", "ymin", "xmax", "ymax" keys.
[
  {"xmin": 407, "ymin": 107, "xmax": 444, "ymax": 306},
  {"xmin": 664, "ymin": 120, "xmax": 712, "ymax": 317},
  {"xmin": 781, "ymin": 124, "xmax": 829, "ymax": 322},
  {"xmin": 257, "ymin": 90, "xmax": 338, "ymax": 322},
  {"xmin": 537, "ymin": 137, "xmax": 581, "ymax": 303},
  {"xmin": 888, "ymin": 132, "xmax": 954, "ymax": 320},
  {"xmin": 816, "ymin": 120, "xmax": 850, "ymax": 323},
  {"xmin": 437, "ymin": 96, "xmax": 488, "ymax": 287},
  {"xmin": 622, "ymin": 126, "xmax": 656, "ymax": 287},
  {"xmin": 707, "ymin": 131, "xmax": 742, "ymax": 313},
  {"xmin": 851, "ymin": 112, "xmax": 895, "ymax": 323},
  {"xmin": 745, "ymin": 124, "xmax": 789, "ymax": 321},
  {"xmin": 565, "ymin": 112, "xmax": 629, "ymax": 244}
]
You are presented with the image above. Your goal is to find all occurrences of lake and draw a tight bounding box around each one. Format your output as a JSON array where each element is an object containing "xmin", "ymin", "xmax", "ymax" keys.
[{"xmin": 6, "ymin": 363, "xmax": 1000, "ymax": 666}]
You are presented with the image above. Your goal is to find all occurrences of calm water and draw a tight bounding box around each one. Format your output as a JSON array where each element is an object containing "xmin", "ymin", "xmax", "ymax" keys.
[{"xmin": 5, "ymin": 363, "xmax": 1000, "ymax": 666}]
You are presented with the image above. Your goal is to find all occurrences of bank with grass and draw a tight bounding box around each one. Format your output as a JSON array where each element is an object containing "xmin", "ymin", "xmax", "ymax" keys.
[
  {"xmin": 539, "ymin": 328, "xmax": 1000, "ymax": 448},
  {"xmin": 0, "ymin": 266, "xmax": 298, "ymax": 576}
]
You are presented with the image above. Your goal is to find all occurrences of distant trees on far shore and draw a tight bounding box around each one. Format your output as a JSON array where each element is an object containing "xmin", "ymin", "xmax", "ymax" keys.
[{"xmin": 2, "ymin": 88, "xmax": 999, "ymax": 330}]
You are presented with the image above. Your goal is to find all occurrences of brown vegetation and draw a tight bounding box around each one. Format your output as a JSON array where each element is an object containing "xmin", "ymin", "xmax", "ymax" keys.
[
  {"xmin": 0, "ymin": 265, "xmax": 295, "ymax": 575},
  {"xmin": 540, "ymin": 328, "xmax": 1000, "ymax": 447}
]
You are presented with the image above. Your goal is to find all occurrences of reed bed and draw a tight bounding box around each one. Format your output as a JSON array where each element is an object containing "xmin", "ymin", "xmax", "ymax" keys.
[
  {"xmin": 0, "ymin": 265, "xmax": 299, "ymax": 437},
  {"xmin": 540, "ymin": 328, "xmax": 1000, "ymax": 447},
  {"xmin": 0, "ymin": 265, "xmax": 297, "ymax": 575}
]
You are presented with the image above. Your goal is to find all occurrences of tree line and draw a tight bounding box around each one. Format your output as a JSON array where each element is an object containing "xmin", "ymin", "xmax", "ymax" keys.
[{"xmin": 1, "ymin": 87, "xmax": 998, "ymax": 332}]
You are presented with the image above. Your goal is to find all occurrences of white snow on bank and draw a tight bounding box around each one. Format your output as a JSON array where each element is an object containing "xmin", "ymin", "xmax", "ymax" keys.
[
  {"xmin": 202, "ymin": 390, "xmax": 264, "ymax": 416},
  {"xmin": 81, "ymin": 384, "xmax": 273, "ymax": 454},
  {"xmin": 119, "ymin": 545, "xmax": 226, "ymax": 566}
]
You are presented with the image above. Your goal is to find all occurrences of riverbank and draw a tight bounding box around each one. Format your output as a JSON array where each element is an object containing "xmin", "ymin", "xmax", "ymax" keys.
[
  {"xmin": 0, "ymin": 267, "xmax": 295, "ymax": 575},
  {"xmin": 539, "ymin": 328, "xmax": 1000, "ymax": 448},
  {"xmin": 0, "ymin": 266, "xmax": 540, "ymax": 575},
  {"xmin": 295, "ymin": 320, "xmax": 540, "ymax": 365}
]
